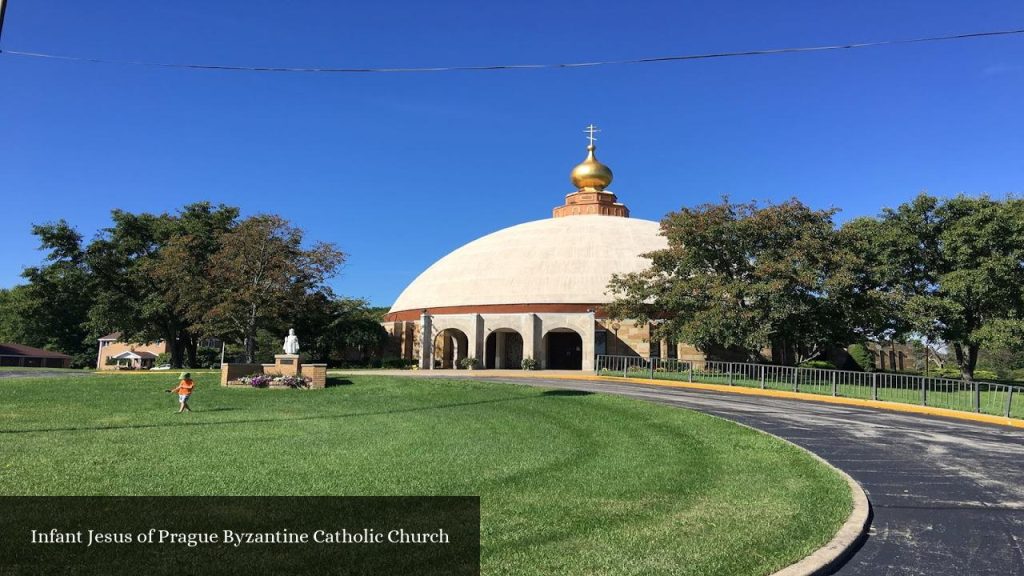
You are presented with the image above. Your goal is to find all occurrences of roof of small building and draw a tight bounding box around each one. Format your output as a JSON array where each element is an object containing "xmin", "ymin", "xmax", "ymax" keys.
[
  {"xmin": 98, "ymin": 332, "xmax": 122, "ymax": 341},
  {"xmin": 0, "ymin": 343, "xmax": 71, "ymax": 359},
  {"xmin": 110, "ymin": 350, "xmax": 158, "ymax": 360},
  {"xmin": 389, "ymin": 215, "xmax": 667, "ymax": 314}
]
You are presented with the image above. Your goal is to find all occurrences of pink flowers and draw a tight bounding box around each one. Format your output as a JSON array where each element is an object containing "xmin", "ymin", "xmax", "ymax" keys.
[{"xmin": 238, "ymin": 374, "xmax": 311, "ymax": 388}]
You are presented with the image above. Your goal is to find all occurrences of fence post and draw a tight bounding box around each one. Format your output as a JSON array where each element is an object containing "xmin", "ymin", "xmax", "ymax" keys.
[
  {"xmin": 921, "ymin": 379, "xmax": 927, "ymax": 406},
  {"xmin": 1006, "ymin": 388, "xmax": 1015, "ymax": 419},
  {"xmin": 650, "ymin": 358, "xmax": 655, "ymax": 381},
  {"xmin": 728, "ymin": 363, "xmax": 733, "ymax": 386},
  {"xmin": 688, "ymin": 362, "xmax": 693, "ymax": 383},
  {"xmin": 871, "ymin": 372, "xmax": 878, "ymax": 401},
  {"xmin": 792, "ymin": 368, "xmax": 798, "ymax": 393},
  {"xmin": 623, "ymin": 359, "xmax": 627, "ymax": 379},
  {"xmin": 973, "ymin": 382, "xmax": 981, "ymax": 413},
  {"xmin": 832, "ymin": 371, "xmax": 837, "ymax": 397},
  {"xmin": 760, "ymin": 365, "xmax": 765, "ymax": 389}
]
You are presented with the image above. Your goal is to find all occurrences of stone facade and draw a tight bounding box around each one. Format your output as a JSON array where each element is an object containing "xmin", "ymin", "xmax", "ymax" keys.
[{"xmin": 382, "ymin": 314, "xmax": 723, "ymax": 371}]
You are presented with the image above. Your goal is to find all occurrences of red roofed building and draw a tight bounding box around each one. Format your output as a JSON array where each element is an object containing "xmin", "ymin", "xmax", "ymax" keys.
[{"xmin": 0, "ymin": 343, "xmax": 72, "ymax": 368}]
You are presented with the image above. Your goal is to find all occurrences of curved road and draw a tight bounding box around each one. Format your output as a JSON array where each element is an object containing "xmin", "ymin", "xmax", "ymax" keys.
[{"xmin": 442, "ymin": 374, "xmax": 1024, "ymax": 575}]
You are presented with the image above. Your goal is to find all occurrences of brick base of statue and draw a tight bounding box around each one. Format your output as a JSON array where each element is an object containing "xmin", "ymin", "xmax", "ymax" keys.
[{"xmin": 221, "ymin": 354, "xmax": 327, "ymax": 389}]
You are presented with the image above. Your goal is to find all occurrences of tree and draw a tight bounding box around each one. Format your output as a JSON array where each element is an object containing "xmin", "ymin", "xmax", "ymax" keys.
[
  {"xmin": 607, "ymin": 199, "xmax": 859, "ymax": 364},
  {"xmin": 199, "ymin": 215, "xmax": 344, "ymax": 363},
  {"xmin": 146, "ymin": 203, "xmax": 239, "ymax": 366},
  {"xmin": 290, "ymin": 295, "xmax": 388, "ymax": 364},
  {"xmin": 850, "ymin": 193, "xmax": 1024, "ymax": 380},
  {"xmin": 0, "ymin": 287, "xmax": 33, "ymax": 345},
  {"xmin": 86, "ymin": 203, "xmax": 239, "ymax": 368},
  {"xmin": 4, "ymin": 221, "xmax": 98, "ymax": 367},
  {"xmin": 87, "ymin": 211, "xmax": 175, "ymax": 367}
]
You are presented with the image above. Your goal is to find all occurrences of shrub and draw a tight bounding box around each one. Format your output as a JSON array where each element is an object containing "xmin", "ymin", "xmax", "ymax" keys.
[
  {"xmin": 798, "ymin": 360, "xmax": 837, "ymax": 370},
  {"xmin": 195, "ymin": 347, "xmax": 221, "ymax": 369},
  {"xmin": 933, "ymin": 367, "xmax": 962, "ymax": 379},
  {"xmin": 847, "ymin": 344, "xmax": 873, "ymax": 372},
  {"xmin": 381, "ymin": 358, "xmax": 416, "ymax": 369},
  {"xmin": 973, "ymin": 369, "xmax": 999, "ymax": 381},
  {"xmin": 521, "ymin": 357, "xmax": 537, "ymax": 370},
  {"xmin": 459, "ymin": 357, "xmax": 480, "ymax": 370}
]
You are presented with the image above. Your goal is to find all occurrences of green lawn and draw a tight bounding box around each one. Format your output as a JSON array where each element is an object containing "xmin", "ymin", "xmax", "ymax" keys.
[{"xmin": 2, "ymin": 373, "xmax": 851, "ymax": 576}]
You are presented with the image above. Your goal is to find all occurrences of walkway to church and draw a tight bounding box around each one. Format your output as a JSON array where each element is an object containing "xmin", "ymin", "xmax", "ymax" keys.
[{"xmin": 335, "ymin": 369, "xmax": 1024, "ymax": 575}]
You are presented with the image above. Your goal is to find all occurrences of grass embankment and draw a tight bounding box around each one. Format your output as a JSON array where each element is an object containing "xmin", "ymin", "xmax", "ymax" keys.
[{"xmin": 2, "ymin": 373, "xmax": 851, "ymax": 576}]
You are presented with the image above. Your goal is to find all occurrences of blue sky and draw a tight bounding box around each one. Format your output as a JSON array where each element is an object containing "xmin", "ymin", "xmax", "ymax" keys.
[{"xmin": 2, "ymin": 1, "xmax": 1022, "ymax": 307}]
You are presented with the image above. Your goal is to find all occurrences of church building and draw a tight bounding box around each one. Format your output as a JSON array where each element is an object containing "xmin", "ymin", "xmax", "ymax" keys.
[{"xmin": 382, "ymin": 128, "xmax": 705, "ymax": 370}]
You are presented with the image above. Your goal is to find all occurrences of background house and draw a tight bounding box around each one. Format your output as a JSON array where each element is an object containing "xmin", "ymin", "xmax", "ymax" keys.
[{"xmin": 96, "ymin": 333, "xmax": 168, "ymax": 370}]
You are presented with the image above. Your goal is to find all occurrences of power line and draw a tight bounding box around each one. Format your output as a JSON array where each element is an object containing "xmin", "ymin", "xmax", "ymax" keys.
[{"xmin": 0, "ymin": 27, "xmax": 1022, "ymax": 74}]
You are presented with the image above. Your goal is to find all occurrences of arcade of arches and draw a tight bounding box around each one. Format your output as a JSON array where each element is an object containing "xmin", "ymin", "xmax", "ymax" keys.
[{"xmin": 385, "ymin": 312, "xmax": 706, "ymax": 371}]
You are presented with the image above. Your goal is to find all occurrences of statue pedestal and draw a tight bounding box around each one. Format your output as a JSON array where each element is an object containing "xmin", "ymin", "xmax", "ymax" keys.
[
  {"xmin": 274, "ymin": 354, "xmax": 301, "ymax": 376},
  {"xmin": 221, "ymin": 353, "xmax": 327, "ymax": 389}
]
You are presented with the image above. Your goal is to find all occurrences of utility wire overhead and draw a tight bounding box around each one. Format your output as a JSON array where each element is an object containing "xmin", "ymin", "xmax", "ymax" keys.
[{"xmin": 0, "ymin": 27, "xmax": 1022, "ymax": 74}]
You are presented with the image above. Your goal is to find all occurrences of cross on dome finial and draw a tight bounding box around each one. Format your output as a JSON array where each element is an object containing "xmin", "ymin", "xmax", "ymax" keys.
[{"xmin": 570, "ymin": 125, "xmax": 613, "ymax": 192}]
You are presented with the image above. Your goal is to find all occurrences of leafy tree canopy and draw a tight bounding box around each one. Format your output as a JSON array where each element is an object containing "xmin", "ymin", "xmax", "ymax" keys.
[
  {"xmin": 608, "ymin": 198, "xmax": 859, "ymax": 364},
  {"xmin": 844, "ymin": 193, "xmax": 1024, "ymax": 379}
]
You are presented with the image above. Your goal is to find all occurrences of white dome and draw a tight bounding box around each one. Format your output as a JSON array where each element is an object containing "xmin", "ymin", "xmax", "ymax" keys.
[{"xmin": 390, "ymin": 216, "xmax": 666, "ymax": 313}]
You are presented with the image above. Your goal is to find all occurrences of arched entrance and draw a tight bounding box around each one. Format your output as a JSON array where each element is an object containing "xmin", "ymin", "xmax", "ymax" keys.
[
  {"xmin": 433, "ymin": 328, "xmax": 469, "ymax": 369},
  {"xmin": 484, "ymin": 330, "xmax": 523, "ymax": 369},
  {"xmin": 545, "ymin": 329, "xmax": 583, "ymax": 370}
]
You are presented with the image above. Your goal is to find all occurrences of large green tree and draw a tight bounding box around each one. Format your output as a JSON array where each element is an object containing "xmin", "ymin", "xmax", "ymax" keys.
[
  {"xmin": 846, "ymin": 193, "xmax": 1024, "ymax": 380},
  {"xmin": 86, "ymin": 203, "xmax": 238, "ymax": 368},
  {"xmin": 146, "ymin": 203, "xmax": 239, "ymax": 366},
  {"xmin": 197, "ymin": 215, "xmax": 345, "ymax": 363},
  {"xmin": 608, "ymin": 199, "xmax": 860, "ymax": 364},
  {"xmin": 0, "ymin": 221, "xmax": 97, "ymax": 367}
]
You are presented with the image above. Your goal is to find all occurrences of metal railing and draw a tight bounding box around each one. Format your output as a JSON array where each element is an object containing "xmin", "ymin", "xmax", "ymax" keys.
[{"xmin": 595, "ymin": 355, "xmax": 1023, "ymax": 419}]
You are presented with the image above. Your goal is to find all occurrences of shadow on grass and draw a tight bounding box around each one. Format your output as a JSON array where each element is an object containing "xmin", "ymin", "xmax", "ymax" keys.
[
  {"xmin": 326, "ymin": 377, "xmax": 353, "ymax": 387},
  {"xmin": 0, "ymin": 395, "xmax": 539, "ymax": 435},
  {"xmin": 541, "ymin": 389, "xmax": 593, "ymax": 397}
]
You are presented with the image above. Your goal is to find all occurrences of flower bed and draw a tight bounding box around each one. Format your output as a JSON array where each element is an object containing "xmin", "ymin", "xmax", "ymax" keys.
[{"xmin": 238, "ymin": 374, "xmax": 311, "ymax": 389}]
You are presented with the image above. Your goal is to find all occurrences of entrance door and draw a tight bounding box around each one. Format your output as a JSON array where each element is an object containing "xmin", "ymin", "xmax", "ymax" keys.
[{"xmin": 546, "ymin": 331, "xmax": 583, "ymax": 370}]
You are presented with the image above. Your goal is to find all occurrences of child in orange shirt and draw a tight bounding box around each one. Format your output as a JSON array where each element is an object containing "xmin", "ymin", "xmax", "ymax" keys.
[{"xmin": 166, "ymin": 372, "xmax": 195, "ymax": 413}]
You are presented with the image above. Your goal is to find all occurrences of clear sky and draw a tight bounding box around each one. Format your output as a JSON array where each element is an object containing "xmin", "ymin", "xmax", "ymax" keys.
[{"xmin": 1, "ymin": 1, "xmax": 1022, "ymax": 307}]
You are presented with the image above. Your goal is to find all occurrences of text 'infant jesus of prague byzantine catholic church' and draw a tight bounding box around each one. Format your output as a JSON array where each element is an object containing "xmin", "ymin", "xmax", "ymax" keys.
[{"xmin": 382, "ymin": 128, "xmax": 706, "ymax": 371}]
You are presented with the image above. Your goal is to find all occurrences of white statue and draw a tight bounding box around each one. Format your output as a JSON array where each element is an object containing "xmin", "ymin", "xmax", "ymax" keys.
[{"xmin": 283, "ymin": 328, "xmax": 300, "ymax": 355}]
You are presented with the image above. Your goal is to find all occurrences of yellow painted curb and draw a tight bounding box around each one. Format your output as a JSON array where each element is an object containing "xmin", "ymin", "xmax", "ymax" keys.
[{"xmin": 508, "ymin": 372, "xmax": 1024, "ymax": 430}]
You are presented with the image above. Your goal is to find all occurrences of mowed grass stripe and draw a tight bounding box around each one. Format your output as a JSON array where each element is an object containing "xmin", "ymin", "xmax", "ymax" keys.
[{"xmin": 2, "ymin": 373, "xmax": 851, "ymax": 576}]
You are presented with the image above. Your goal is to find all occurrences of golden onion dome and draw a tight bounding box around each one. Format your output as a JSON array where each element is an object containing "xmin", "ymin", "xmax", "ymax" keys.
[{"xmin": 570, "ymin": 144, "xmax": 613, "ymax": 191}]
